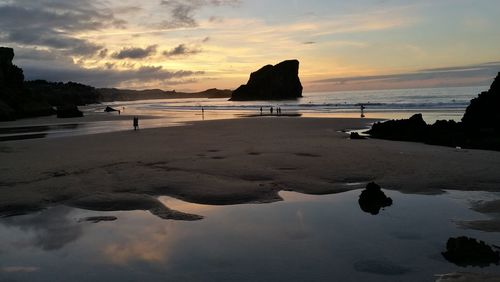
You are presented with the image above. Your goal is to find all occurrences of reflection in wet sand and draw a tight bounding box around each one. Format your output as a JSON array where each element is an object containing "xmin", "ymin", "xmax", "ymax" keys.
[{"xmin": 1, "ymin": 190, "xmax": 500, "ymax": 281}]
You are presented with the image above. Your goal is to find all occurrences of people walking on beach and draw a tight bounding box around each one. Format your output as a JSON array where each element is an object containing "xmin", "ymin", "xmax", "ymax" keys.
[
  {"xmin": 360, "ymin": 104, "xmax": 366, "ymax": 118},
  {"xmin": 270, "ymin": 107, "xmax": 274, "ymax": 115},
  {"xmin": 133, "ymin": 116, "xmax": 139, "ymax": 130},
  {"xmin": 260, "ymin": 107, "xmax": 263, "ymax": 115}
]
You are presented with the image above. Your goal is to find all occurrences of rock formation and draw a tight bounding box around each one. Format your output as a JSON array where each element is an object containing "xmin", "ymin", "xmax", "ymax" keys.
[
  {"xmin": 358, "ymin": 182, "xmax": 393, "ymax": 215},
  {"xmin": 56, "ymin": 105, "xmax": 83, "ymax": 118},
  {"xmin": 105, "ymin": 106, "xmax": 119, "ymax": 112},
  {"xmin": 0, "ymin": 47, "xmax": 54, "ymax": 121},
  {"xmin": 230, "ymin": 60, "xmax": 303, "ymax": 101},
  {"xmin": 367, "ymin": 72, "xmax": 500, "ymax": 151},
  {"xmin": 442, "ymin": 236, "xmax": 500, "ymax": 267},
  {"xmin": 368, "ymin": 114, "xmax": 428, "ymax": 142}
]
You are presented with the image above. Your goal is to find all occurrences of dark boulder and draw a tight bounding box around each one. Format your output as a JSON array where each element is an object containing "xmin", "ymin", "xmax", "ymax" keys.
[
  {"xmin": 230, "ymin": 60, "xmax": 303, "ymax": 101},
  {"xmin": 56, "ymin": 105, "xmax": 83, "ymax": 118},
  {"xmin": 442, "ymin": 236, "xmax": 500, "ymax": 267},
  {"xmin": 358, "ymin": 182, "xmax": 393, "ymax": 215},
  {"xmin": 104, "ymin": 106, "xmax": 118, "ymax": 112},
  {"xmin": 350, "ymin": 132, "xmax": 366, "ymax": 139},
  {"xmin": 367, "ymin": 114, "xmax": 428, "ymax": 142}
]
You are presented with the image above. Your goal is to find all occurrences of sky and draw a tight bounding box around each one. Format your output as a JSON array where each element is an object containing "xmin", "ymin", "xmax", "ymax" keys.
[{"xmin": 1, "ymin": 0, "xmax": 499, "ymax": 92}]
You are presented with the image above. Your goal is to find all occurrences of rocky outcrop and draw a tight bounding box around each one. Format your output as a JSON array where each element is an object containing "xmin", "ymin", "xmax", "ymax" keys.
[
  {"xmin": 367, "ymin": 72, "xmax": 500, "ymax": 151},
  {"xmin": 368, "ymin": 114, "xmax": 428, "ymax": 142},
  {"xmin": 56, "ymin": 105, "xmax": 83, "ymax": 118},
  {"xmin": 0, "ymin": 47, "xmax": 54, "ymax": 121},
  {"xmin": 358, "ymin": 182, "xmax": 393, "ymax": 215},
  {"xmin": 442, "ymin": 236, "xmax": 500, "ymax": 267},
  {"xmin": 230, "ymin": 60, "xmax": 303, "ymax": 101},
  {"xmin": 104, "ymin": 106, "xmax": 119, "ymax": 112}
]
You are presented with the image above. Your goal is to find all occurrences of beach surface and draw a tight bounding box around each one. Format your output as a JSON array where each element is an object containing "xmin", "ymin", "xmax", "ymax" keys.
[{"xmin": 1, "ymin": 117, "xmax": 500, "ymax": 221}]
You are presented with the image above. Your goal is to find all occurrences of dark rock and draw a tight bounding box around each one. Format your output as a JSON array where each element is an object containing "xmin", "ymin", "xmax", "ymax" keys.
[
  {"xmin": 366, "ymin": 73, "xmax": 500, "ymax": 151},
  {"xmin": 230, "ymin": 60, "xmax": 303, "ymax": 101},
  {"xmin": 104, "ymin": 106, "xmax": 118, "ymax": 112},
  {"xmin": 358, "ymin": 182, "xmax": 393, "ymax": 215},
  {"xmin": 0, "ymin": 47, "xmax": 54, "ymax": 121},
  {"xmin": 367, "ymin": 114, "xmax": 428, "ymax": 142},
  {"xmin": 350, "ymin": 132, "xmax": 366, "ymax": 139},
  {"xmin": 442, "ymin": 236, "xmax": 500, "ymax": 267},
  {"xmin": 56, "ymin": 105, "xmax": 83, "ymax": 118},
  {"xmin": 462, "ymin": 72, "xmax": 500, "ymax": 132}
]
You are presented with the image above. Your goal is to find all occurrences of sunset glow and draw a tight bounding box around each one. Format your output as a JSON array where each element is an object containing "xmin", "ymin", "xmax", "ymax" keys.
[{"xmin": 2, "ymin": 0, "xmax": 500, "ymax": 91}]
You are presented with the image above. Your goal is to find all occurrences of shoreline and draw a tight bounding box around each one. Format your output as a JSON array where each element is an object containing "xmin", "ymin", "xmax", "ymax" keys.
[
  {"xmin": 0, "ymin": 106, "xmax": 468, "ymax": 142},
  {"xmin": 1, "ymin": 117, "xmax": 500, "ymax": 223}
]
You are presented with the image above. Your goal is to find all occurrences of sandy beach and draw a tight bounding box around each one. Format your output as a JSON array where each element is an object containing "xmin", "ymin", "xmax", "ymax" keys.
[{"xmin": 2, "ymin": 116, "xmax": 500, "ymax": 221}]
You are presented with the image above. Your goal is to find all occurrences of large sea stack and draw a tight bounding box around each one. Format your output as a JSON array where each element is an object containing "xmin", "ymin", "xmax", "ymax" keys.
[
  {"xmin": 0, "ymin": 47, "xmax": 54, "ymax": 121},
  {"xmin": 230, "ymin": 60, "xmax": 303, "ymax": 101}
]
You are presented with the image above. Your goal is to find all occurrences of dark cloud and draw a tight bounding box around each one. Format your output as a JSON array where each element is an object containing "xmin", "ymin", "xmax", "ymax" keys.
[
  {"xmin": 111, "ymin": 45, "xmax": 158, "ymax": 59},
  {"xmin": 163, "ymin": 44, "xmax": 201, "ymax": 58},
  {"xmin": 22, "ymin": 61, "xmax": 204, "ymax": 88},
  {"xmin": 0, "ymin": 0, "xmax": 125, "ymax": 56},
  {"xmin": 312, "ymin": 62, "xmax": 500, "ymax": 87},
  {"xmin": 157, "ymin": 0, "xmax": 240, "ymax": 29}
]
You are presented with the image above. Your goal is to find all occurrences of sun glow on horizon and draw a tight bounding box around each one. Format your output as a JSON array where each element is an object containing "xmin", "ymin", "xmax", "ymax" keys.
[{"xmin": 3, "ymin": 0, "xmax": 500, "ymax": 92}]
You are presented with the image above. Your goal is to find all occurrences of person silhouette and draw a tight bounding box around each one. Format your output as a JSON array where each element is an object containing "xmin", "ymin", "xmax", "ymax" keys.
[
  {"xmin": 133, "ymin": 116, "xmax": 139, "ymax": 130},
  {"xmin": 360, "ymin": 105, "xmax": 366, "ymax": 118},
  {"xmin": 270, "ymin": 107, "xmax": 274, "ymax": 115},
  {"xmin": 260, "ymin": 107, "xmax": 263, "ymax": 115}
]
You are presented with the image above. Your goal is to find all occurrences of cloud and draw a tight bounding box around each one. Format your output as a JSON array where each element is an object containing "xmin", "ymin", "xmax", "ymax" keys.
[
  {"xmin": 112, "ymin": 45, "xmax": 158, "ymax": 59},
  {"xmin": 0, "ymin": 0, "xmax": 124, "ymax": 56},
  {"xmin": 157, "ymin": 0, "xmax": 240, "ymax": 29},
  {"xmin": 23, "ymin": 61, "xmax": 204, "ymax": 88},
  {"xmin": 163, "ymin": 44, "xmax": 201, "ymax": 58}
]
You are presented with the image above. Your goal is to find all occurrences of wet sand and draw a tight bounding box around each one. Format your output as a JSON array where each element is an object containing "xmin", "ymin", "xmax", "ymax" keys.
[{"xmin": 1, "ymin": 117, "xmax": 500, "ymax": 223}]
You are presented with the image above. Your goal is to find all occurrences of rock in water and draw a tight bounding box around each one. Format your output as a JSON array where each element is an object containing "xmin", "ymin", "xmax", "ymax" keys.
[
  {"xmin": 230, "ymin": 60, "xmax": 303, "ymax": 101},
  {"xmin": 442, "ymin": 236, "xmax": 500, "ymax": 267},
  {"xmin": 358, "ymin": 182, "xmax": 393, "ymax": 215}
]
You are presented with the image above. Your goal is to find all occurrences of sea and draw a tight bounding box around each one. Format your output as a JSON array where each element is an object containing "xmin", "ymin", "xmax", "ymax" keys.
[{"xmin": 0, "ymin": 86, "xmax": 489, "ymax": 140}]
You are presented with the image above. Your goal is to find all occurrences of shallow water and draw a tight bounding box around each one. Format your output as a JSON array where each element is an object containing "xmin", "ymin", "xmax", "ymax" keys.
[
  {"xmin": 0, "ymin": 86, "xmax": 487, "ymax": 141},
  {"xmin": 0, "ymin": 190, "xmax": 499, "ymax": 281}
]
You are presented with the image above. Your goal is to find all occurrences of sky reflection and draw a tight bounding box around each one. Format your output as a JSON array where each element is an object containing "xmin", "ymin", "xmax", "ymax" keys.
[{"xmin": 1, "ymin": 190, "xmax": 500, "ymax": 281}]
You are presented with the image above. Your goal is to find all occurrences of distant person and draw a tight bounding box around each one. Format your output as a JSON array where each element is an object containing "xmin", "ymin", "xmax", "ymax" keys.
[
  {"xmin": 133, "ymin": 116, "xmax": 139, "ymax": 130},
  {"xmin": 202, "ymin": 107, "xmax": 204, "ymax": 114},
  {"xmin": 118, "ymin": 110, "xmax": 121, "ymax": 115},
  {"xmin": 260, "ymin": 107, "xmax": 263, "ymax": 115},
  {"xmin": 270, "ymin": 107, "xmax": 274, "ymax": 115},
  {"xmin": 360, "ymin": 104, "xmax": 366, "ymax": 118}
]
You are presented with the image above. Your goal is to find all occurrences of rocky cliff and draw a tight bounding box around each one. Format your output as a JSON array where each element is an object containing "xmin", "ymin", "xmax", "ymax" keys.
[
  {"xmin": 368, "ymin": 72, "xmax": 500, "ymax": 151},
  {"xmin": 0, "ymin": 47, "xmax": 54, "ymax": 121},
  {"xmin": 230, "ymin": 60, "xmax": 303, "ymax": 101}
]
